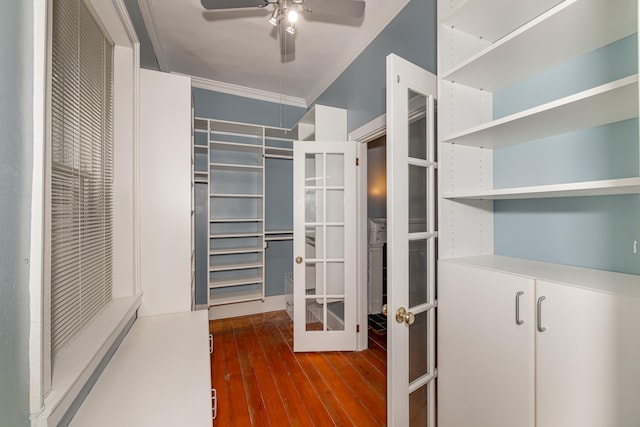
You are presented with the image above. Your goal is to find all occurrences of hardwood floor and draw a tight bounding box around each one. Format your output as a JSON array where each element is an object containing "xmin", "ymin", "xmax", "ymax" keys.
[{"xmin": 209, "ymin": 310, "xmax": 387, "ymax": 426}]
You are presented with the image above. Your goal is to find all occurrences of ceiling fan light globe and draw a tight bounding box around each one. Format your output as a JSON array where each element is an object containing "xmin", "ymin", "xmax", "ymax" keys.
[{"xmin": 287, "ymin": 9, "xmax": 298, "ymax": 23}]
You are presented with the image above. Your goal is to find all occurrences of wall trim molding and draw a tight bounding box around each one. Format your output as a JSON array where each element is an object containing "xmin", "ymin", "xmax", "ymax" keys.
[
  {"xmin": 137, "ymin": 0, "xmax": 171, "ymax": 72},
  {"xmin": 186, "ymin": 74, "xmax": 308, "ymax": 109},
  {"xmin": 208, "ymin": 295, "xmax": 288, "ymax": 320},
  {"xmin": 349, "ymin": 113, "xmax": 386, "ymax": 143}
]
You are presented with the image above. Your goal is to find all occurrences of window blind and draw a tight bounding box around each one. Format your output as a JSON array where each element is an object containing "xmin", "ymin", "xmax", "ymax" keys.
[{"xmin": 50, "ymin": 0, "xmax": 114, "ymax": 356}]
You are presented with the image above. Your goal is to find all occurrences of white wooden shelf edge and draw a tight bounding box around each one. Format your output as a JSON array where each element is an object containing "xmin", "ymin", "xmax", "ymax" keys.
[
  {"xmin": 210, "ymin": 141, "xmax": 263, "ymax": 152},
  {"xmin": 442, "ymin": 75, "xmax": 638, "ymax": 148},
  {"xmin": 210, "ymin": 218, "xmax": 264, "ymax": 223},
  {"xmin": 210, "ymin": 163, "xmax": 263, "ymax": 171},
  {"xmin": 209, "ymin": 289, "xmax": 263, "ymax": 306},
  {"xmin": 209, "ymin": 275, "xmax": 264, "ymax": 288},
  {"xmin": 440, "ymin": 255, "xmax": 640, "ymax": 298},
  {"xmin": 441, "ymin": 0, "xmax": 636, "ymax": 90},
  {"xmin": 209, "ymin": 246, "xmax": 264, "ymax": 255},
  {"xmin": 210, "ymin": 193, "xmax": 264, "ymax": 198},
  {"xmin": 443, "ymin": 177, "xmax": 640, "ymax": 200},
  {"xmin": 210, "ymin": 232, "xmax": 262, "ymax": 238},
  {"xmin": 210, "ymin": 262, "xmax": 263, "ymax": 272},
  {"xmin": 440, "ymin": 0, "xmax": 562, "ymax": 43}
]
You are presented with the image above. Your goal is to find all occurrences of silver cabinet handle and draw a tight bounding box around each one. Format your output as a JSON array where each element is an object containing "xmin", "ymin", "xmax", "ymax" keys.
[
  {"xmin": 537, "ymin": 296, "xmax": 546, "ymax": 332},
  {"xmin": 515, "ymin": 291, "xmax": 524, "ymax": 325}
]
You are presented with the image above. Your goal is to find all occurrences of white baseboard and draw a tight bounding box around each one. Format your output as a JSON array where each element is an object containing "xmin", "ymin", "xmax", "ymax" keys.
[{"xmin": 208, "ymin": 294, "xmax": 288, "ymax": 320}]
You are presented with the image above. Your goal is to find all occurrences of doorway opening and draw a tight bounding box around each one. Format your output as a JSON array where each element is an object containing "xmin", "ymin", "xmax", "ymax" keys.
[{"xmin": 366, "ymin": 135, "xmax": 388, "ymax": 336}]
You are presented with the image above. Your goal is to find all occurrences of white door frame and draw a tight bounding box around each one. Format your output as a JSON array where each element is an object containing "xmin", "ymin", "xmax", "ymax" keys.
[{"xmin": 349, "ymin": 113, "xmax": 387, "ymax": 351}]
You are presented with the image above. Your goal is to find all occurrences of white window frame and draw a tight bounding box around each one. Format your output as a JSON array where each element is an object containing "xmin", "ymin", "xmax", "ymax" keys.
[{"xmin": 29, "ymin": 1, "xmax": 142, "ymax": 425}]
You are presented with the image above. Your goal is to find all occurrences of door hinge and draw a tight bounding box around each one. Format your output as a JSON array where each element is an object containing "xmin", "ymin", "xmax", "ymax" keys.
[
  {"xmin": 356, "ymin": 324, "xmax": 360, "ymax": 333},
  {"xmin": 356, "ymin": 157, "xmax": 360, "ymax": 166}
]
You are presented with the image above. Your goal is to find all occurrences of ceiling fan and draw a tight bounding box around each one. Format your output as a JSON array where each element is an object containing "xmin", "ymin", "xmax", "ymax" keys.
[{"xmin": 201, "ymin": 0, "xmax": 366, "ymax": 57}]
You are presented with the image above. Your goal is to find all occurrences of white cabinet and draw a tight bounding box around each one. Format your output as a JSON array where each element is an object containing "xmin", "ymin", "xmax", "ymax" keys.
[
  {"xmin": 438, "ymin": 257, "xmax": 640, "ymax": 427},
  {"xmin": 438, "ymin": 261, "xmax": 535, "ymax": 427},
  {"xmin": 139, "ymin": 69, "xmax": 192, "ymax": 317},
  {"xmin": 536, "ymin": 280, "xmax": 640, "ymax": 427},
  {"xmin": 294, "ymin": 104, "xmax": 347, "ymax": 141}
]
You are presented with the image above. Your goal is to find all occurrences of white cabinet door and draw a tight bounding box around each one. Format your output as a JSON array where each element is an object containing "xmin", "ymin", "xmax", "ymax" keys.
[
  {"xmin": 438, "ymin": 261, "xmax": 535, "ymax": 427},
  {"xmin": 536, "ymin": 280, "xmax": 640, "ymax": 427}
]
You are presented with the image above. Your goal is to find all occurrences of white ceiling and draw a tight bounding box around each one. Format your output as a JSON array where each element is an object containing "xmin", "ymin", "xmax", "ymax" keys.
[{"xmin": 137, "ymin": 0, "xmax": 409, "ymax": 107}]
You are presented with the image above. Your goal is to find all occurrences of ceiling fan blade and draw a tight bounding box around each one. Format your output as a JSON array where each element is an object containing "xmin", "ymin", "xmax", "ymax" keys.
[
  {"xmin": 201, "ymin": 0, "xmax": 267, "ymax": 10},
  {"xmin": 279, "ymin": 25, "xmax": 295, "ymax": 56},
  {"xmin": 303, "ymin": 0, "xmax": 365, "ymax": 18}
]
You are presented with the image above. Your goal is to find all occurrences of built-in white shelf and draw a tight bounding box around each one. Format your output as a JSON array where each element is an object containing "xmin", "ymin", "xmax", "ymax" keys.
[
  {"xmin": 210, "ymin": 261, "xmax": 263, "ymax": 272},
  {"xmin": 210, "ymin": 140, "xmax": 263, "ymax": 153},
  {"xmin": 442, "ymin": 0, "xmax": 636, "ymax": 90},
  {"xmin": 209, "ymin": 275, "xmax": 264, "ymax": 289},
  {"xmin": 210, "ymin": 232, "xmax": 262, "ymax": 239},
  {"xmin": 210, "ymin": 218, "xmax": 263, "ymax": 223},
  {"xmin": 210, "ymin": 162, "xmax": 263, "ymax": 171},
  {"xmin": 209, "ymin": 246, "xmax": 264, "ymax": 256},
  {"xmin": 209, "ymin": 193, "xmax": 263, "ymax": 198},
  {"xmin": 208, "ymin": 289, "xmax": 263, "ymax": 306},
  {"xmin": 441, "ymin": 0, "xmax": 562, "ymax": 42},
  {"xmin": 443, "ymin": 177, "xmax": 640, "ymax": 200},
  {"xmin": 442, "ymin": 75, "xmax": 638, "ymax": 148}
]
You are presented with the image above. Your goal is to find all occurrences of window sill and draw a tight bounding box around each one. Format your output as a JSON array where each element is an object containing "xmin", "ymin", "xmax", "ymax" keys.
[{"xmin": 36, "ymin": 295, "xmax": 141, "ymax": 427}]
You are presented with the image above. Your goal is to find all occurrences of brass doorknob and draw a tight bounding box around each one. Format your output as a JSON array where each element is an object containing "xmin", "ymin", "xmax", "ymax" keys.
[
  {"xmin": 395, "ymin": 307, "xmax": 415, "ymax": 326},
  {"xmin": 295, "ymin": 256, "xmax": 303, "ymax": 264},
  {"xmin": 404, "ymin": 311, "xmax": 415, "ymax": 326},
  {"xmin": 381, "ymin": 304, "xmax": 388, "ymax": 316}
]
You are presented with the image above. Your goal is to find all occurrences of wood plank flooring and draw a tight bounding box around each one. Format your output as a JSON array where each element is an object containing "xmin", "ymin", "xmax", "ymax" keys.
[{"xmin": 209, "ymin": 310, "xmax": 387, "ymax": 426}]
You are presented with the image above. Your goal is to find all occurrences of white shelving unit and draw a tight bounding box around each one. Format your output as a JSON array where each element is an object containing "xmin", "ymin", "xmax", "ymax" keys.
[
  {"xmin": 438, "ymin": 0, "xmax": 640, "ymax": 258},
  {"xmin": 437, "ymin": 0, "xmax": 640, "ymax": 424},
  {"xmin": 194, "ymin": 119, "xmax": 296, "ymax": 308}
]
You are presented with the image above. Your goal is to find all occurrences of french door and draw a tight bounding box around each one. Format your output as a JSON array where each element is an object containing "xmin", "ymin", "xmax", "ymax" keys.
[
  {"xmin": 386, "ymin": 54, "xmax": 438, "ymax": 426},
  {"xmin": 292, "ymin": 141, "xmax": 358, "ymax": 352}
]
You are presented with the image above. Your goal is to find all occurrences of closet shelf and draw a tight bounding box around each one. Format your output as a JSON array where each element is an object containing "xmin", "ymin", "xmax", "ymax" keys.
[
  {"xmin": 210, "ymin": 218, "xmax": 263, "ymax": 223},
  {"xmin": 210, "ymin": 232, "xmax": 262, "ymax": 239},
  {"xmin": 441, "ymin": 0, "xmax": 636, "ymax": 91},
  {"xmin": 209, "ymin": 275, "xmax": 264, "ymax": 289},
  {"xmin": 210, "ymin": 162, "xmax": 263, "ymax": 171},
  {"xmin": 442, "ymin": 177, "xmax": 640, "ymax": 200},
  {"xmin": 442, "ymin": 75, "xmax": 638, "ymax": 148},
  {"xmin": 440, "ymin": 0, "xmax": 562, "ymax": 42},
  {"xmin": 210, "ymin": 140, "xmax": 263, "ymax": 153},
  {"xmin": 209, "ymin": 246, "xmax": 264, "ymax": 255},
  {"xmin": 210, "ymin": 261, "xmax": 263, "ymax": 272},
  {"xmin": 209, "ymin": 193, "xmax": 263, "ymax": 198},
  {"xmin": 208, "ymin": 289, "xmax": 263, "ymax": 306}
]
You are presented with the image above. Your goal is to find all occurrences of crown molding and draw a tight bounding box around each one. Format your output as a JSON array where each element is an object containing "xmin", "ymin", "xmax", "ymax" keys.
[
  {"xmin": 305, "ymin": 0, "xmax": 410, "ymax": 106},
  {"xmin": 111, "ymin": 0, "xmax": 140, "ymax": 46},
  {"xmin": 137, "ymin": 0, "xmax": 171, "ymax": 72},
  {"xmin": 185, "ymin": 74, "xmax": 308, "ymax": 109}
]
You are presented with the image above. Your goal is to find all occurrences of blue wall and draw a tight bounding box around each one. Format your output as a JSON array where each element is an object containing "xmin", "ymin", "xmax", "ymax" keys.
[
  {"xmin": 313, "ymin": 0, "xmax": 437, "ymax": 133},
  {"xmin": 123, "ymin": 0, "xmax": 160, "ymax": 70},
  {"xmin": 493, "ymin": 35, "xmax": 640, "ymax": 275},
  {"xmin": 0, "ymin": 0, "xmax": 33, "ymax": 425}
]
